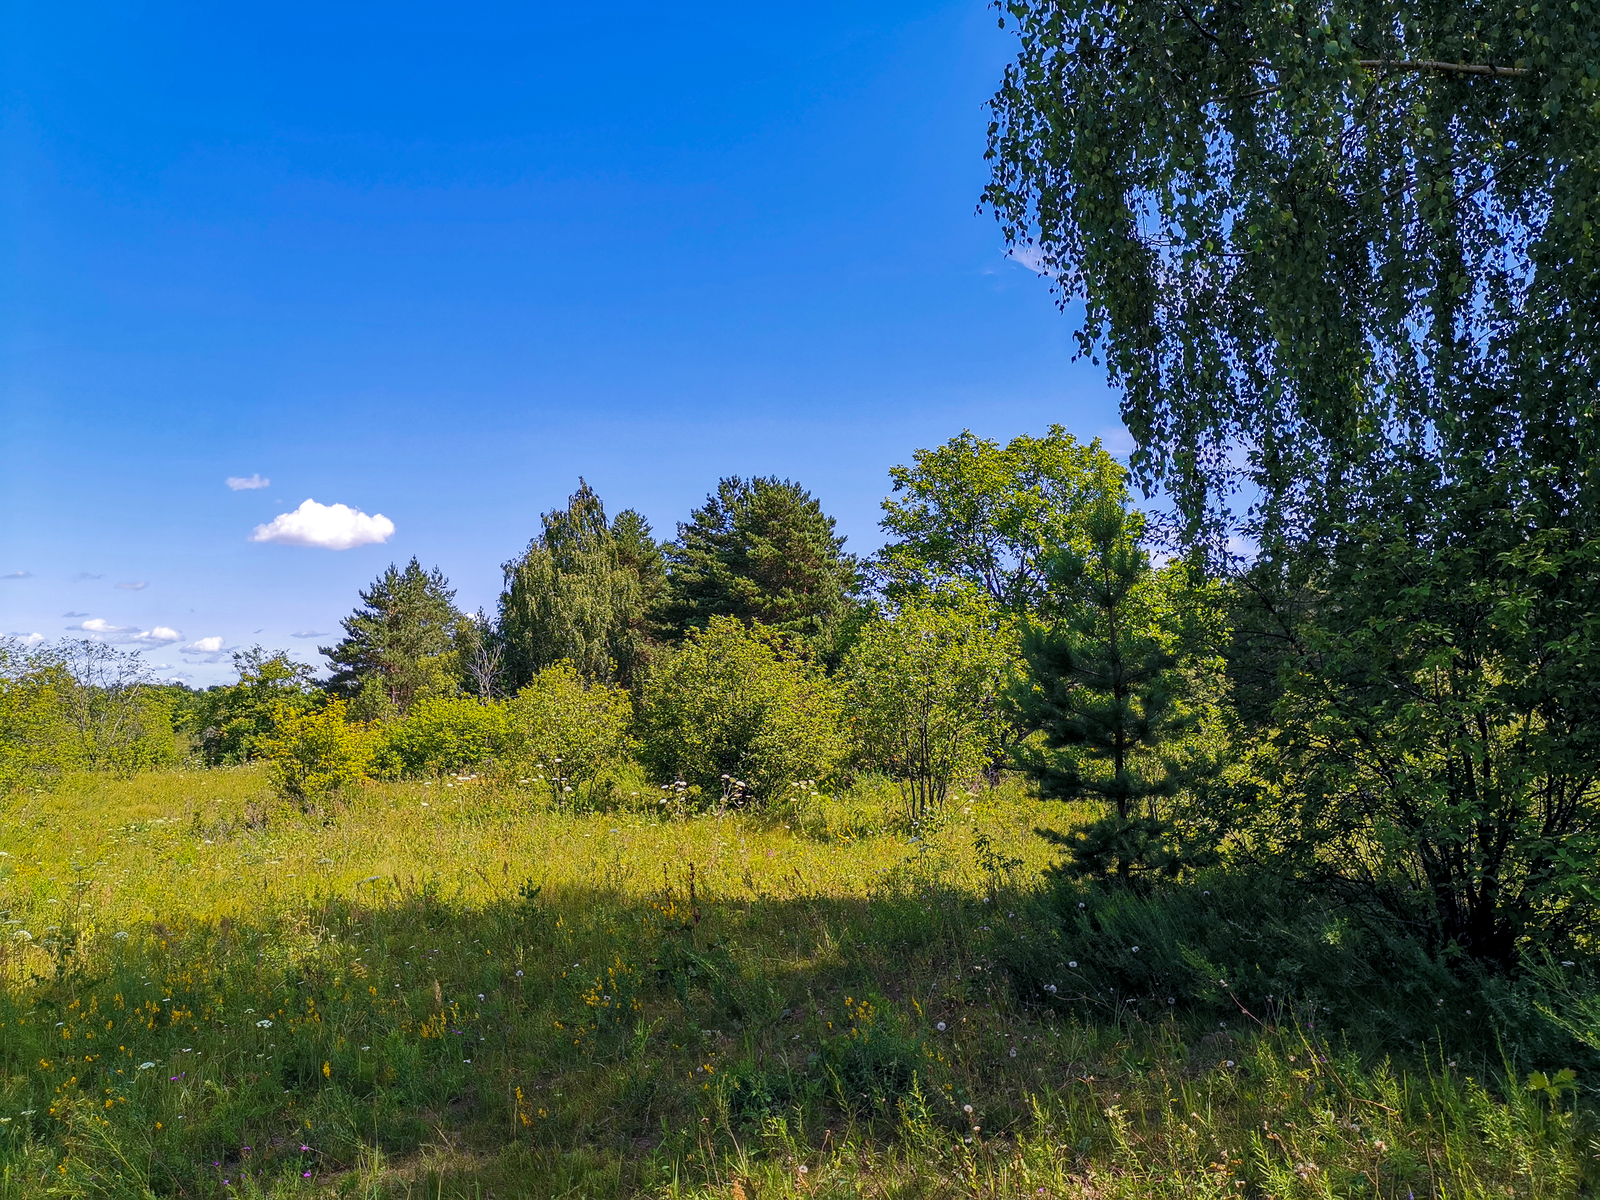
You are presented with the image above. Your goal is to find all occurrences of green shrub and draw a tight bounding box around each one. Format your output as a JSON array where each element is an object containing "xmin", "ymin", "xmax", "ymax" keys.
[
  {"xmin": 842, "ymin": 596, "xmax": 1016, "ymax": 828},
  {"xmin": 0, "ymin": 640, "xmax": 72, "ymax": 791},
  {"xmin": 262, "ymin": 699, "xmax": 373, "ymax": 800},
  {"xmin": 1, "ymin": 638, "xmax": 179, "ymax": 786},
  {"xmin": 373, "ymin": 694, "xmax": 512, "ymax": 778},
  {"xmin": 506, "ymin": 662, "xmax": 634, "ymax": 808},
  {"xmin": 639, "ymin": 616, "xmax": 845, "ymax": 805},
  {"xmin": 189, "ymin": 647, "xmax": 319, "ymax": 766},
  {"xmin": 992, "ymin": 868, "xmax": 1600, "ymax": 1072}
]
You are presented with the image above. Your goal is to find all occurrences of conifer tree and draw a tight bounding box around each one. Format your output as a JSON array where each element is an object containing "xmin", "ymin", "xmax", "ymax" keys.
[
  {"xmin": 322, "ymin": 559, "xmax": 463, "ymax": 718},
  {"xmin": 661, "ymin": 476, "xmax": 861, "ymax": 654},
  {"xmin": 1012, "ymin": 502, "xmax": 1202, "ymax": 883}
]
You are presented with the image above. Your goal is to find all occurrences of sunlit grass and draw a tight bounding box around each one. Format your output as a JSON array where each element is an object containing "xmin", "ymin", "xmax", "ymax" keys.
[{"xmin": 0, "ymin": 768, "xmax": 1592, "ymax": 1197}]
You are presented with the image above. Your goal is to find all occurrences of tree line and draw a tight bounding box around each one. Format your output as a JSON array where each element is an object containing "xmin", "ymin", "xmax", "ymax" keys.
[
  {"xmin": 2, "ymin": 427, "xmax": 1220, "ymax": 864},
  {"xmin": 199, "ymin": 427, "xmax": 1213, "ymax": 840}
]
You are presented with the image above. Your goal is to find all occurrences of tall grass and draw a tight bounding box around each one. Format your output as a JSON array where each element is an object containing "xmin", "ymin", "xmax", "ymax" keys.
[{"xmin": 0, "ymin": 769, "xmax": 1592, "ymax": 1197}]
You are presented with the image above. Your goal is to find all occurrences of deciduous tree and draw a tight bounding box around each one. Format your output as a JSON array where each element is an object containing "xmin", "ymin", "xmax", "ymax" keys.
[
  {"xmin": 877, "ymin": 426, "xmax": 1128, "ymax": 615},
  {"xmin": 984, "ymin": 0, "xmax": 1600, "ymax": 955},
  {"xmin": 498, "ymin": 480, "xmax": 664, "ymax": 690},
  {"xmin": 843, "ymin": 594, "xmax": 1018, "ymax": 828}
]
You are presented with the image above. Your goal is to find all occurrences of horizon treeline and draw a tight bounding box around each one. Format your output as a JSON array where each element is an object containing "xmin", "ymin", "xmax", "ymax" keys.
[{"xmin": 5, "ymin": 425, "xmax": 1186, "ymax": 834}]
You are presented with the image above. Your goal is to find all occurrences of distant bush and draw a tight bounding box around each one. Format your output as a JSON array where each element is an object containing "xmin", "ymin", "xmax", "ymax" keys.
[
  {"xmin": 190, "ymin": 647, "xmax": 320, "ymax": 766},
  {"xmin": 842, "ymin": 596, "xmax": 1016, "ymax": 828},
  {"xmin": 1, "ymin": 638, "xmax": 179, "ymax": 787},
  {"xmin": 0, "ymin": 639, "xmax": 73, "ymax": 791},
  {"xmin": 262, "ymin": 699, "xmax": 373, "ymax": 801},
  {"xmin": 639, "ymin": 616, "xmax": 845, "ymax": 805},
  {"xmin": 506, "ymin": 662, "xmax": 634, "ymax": 808},
  {"xmin": 373, "ymin": 695, "xmax": 511, "ymax": 778}
]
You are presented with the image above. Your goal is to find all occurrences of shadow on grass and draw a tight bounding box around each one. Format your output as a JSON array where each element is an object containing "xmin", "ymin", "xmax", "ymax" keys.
[{"xmin": 2, "ymin": 861, "xmax": 1596, "ymax": 1198}]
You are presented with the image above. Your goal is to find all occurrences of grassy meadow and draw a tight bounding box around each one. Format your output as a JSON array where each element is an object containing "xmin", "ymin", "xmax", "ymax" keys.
[{"xmin": 0, "ymin": 769, "xmax": 1593, "ymax": 1198}]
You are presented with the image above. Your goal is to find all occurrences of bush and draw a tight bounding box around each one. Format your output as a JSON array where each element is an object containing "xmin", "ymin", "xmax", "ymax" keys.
[
  {"xmin": 262, "ymin": 699, "xmax": 373, "ymax": 801},
  {"xmin": 991, "ymin": 868, "xmax": 1600, "ymax": 1072},
  {"xmin": 190, "ymin": 647, "xmax": 319, "ymax": 766},
  {"xmin": 638, "ymin": 617, "xmax": 845, "ymax": 805},
  {"xmin": 373, "ymin": 695, "xmax": 511, "ymax": 778},
  {"xmin": 1, "ymin": 639, "xmax": 179, "ymax": 786},
  {"xmin": 0, "ymin": 640, "xmax": 72, "ymax": 791},
  {"xmin": 506, "ymin": 662, "xmax": 634, "ymax": 808},
  {"xmin": 842, "ymin": 597, "xmax": 1015, "ymax": 828}
]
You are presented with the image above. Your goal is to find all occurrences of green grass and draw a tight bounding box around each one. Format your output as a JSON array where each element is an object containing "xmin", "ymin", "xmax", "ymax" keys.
[{"xmin": 0, "ymin": 768, "xmax": 1593, "ymax": 1197}]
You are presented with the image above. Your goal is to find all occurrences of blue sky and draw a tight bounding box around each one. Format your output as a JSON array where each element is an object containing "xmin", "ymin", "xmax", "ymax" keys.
[{"xmin": 1, "ymin": 1, "xmax": 1123, "ymax": 684}]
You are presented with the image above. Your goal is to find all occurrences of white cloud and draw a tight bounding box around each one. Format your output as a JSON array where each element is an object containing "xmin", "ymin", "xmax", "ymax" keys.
[
  {"xmin": 71, "ymin": 573, "xmax": 103, "ymax": 581},
  {"xmin": 7, "ymin": 632, "xmax": 45, "ymax": 647},
  {"xmin": 3, "ymin": 570, "xmax": 31, "ymax": 579},
  {"xmin": 74, "ymin": 618, "xmax": 127, "ymax": 634},
  {"xmin": 250, "ymin": 499, "xmax": 394, "ymax": 550},
  {"xmin": 116, "ymin": 581, "xmax": 148, "ymax": 591},
  {"xmin": 291, "ymin": 630, "xmax": 326, "ymax": 638},
  {"xmin": 67, "ymin": 618, "xmax": 181, "ymax": 646},
  {"xmin": 63, "ymin": 611, "xmax": 88, "ymax": 618},
  {"xmin": 1006, "ymin": 243, "xmax": 1052, "ymax": 273},
  {"xmin": 179, "ymin": 636, "xmax": 236, "ymax": 664},
  {"xmin": 227, "ymin": 474, "xmax": 271, "ymax": 491}
]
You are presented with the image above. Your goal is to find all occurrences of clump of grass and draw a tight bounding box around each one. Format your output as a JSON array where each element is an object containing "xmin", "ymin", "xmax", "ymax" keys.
[{"xmin": 0, "ymin": 768, "xmax": 1593, "ymax": 1197}]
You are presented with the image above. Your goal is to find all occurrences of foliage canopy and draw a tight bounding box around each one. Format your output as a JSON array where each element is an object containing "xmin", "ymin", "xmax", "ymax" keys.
[
  {"xmin": 986, "ymin": 0, "xmax": 1600, "ymax": 540},
  {"xmin": 322, "ymin": 559, "xmax": 463, "ymax": 718},
  {"xmin": 877, "ymin": 426, "xmax": 1128, "ymax": 614},
  {"xmin": 497, "ymin": 480, "xmax": 664, "ymax": 690},
  {"xmin": 662, "ymin": 476, "xmax": 861, "ymax": 652}
]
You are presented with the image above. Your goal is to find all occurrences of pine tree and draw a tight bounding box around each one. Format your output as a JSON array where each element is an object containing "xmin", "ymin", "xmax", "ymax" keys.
[
  {"xmin": 660, "ymin": 476, "xmax": 861, "ymax": 654},
  {"xmin": 497, "ymin": 480, "xmax": 664, "ymax": 689},
  {"xmin": 321, "ymin": 559, "xmax": 462, "ymax": 718},
  {"xmin": 1012, "ymin": 502, "xmax": 1202, "ymax": 883}
]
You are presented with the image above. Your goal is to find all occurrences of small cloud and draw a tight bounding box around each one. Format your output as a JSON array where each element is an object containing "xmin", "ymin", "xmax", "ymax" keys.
[
  {"xmin": 250, "ymin": 499, "xmax": 394, "ymax": 550},
  {"xmin": 73, "ymin": 618, "xmax": 128, "ymax": 634},
  {"xmin": 291, "ymin": 630, "xmax": 326, "ymax": 638},
  {"xmin": 115, "ymin": 581, "xmax": 148, "ymax": 591},
  {"xmin": 227, "ymin": 474, "xmax": 271, "ymax": 491},
  {"xmin": 7, "ymin": 632, "xmax": 45, "ymax": 647},
  {"xmin": 71, "ymin": 573, "xmax": 103, "ymax": 582},
  {"xmin": 3, "ymin": 570, "xmax": 31, "ymax": 579},
  {"xmin": 62, "ymin": 611, "xmax": 88, "ymax": 618},
  {"xmin": 1006, "ymin": 243, "xmax": 1052, "ymax": 273},
  {"xmin": 67, "ymin": 618, "xmax": 181, "ymax": 646},
  {"xmin": 180, "ymin": 636, "xmax": 235, "ymax": 664}
]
